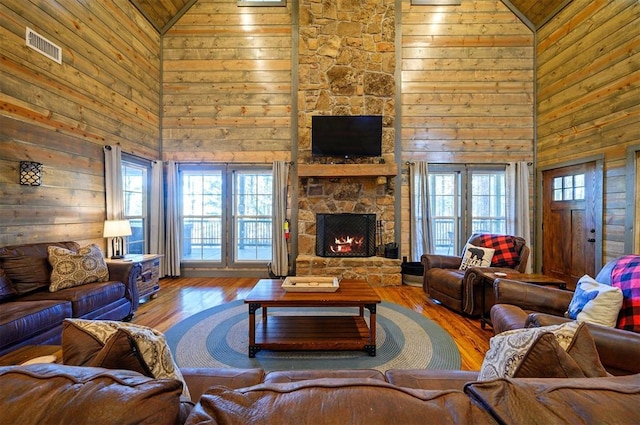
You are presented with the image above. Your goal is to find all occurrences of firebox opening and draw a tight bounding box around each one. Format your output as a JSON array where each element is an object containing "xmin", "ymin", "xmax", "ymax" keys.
[{"xmin": 316, "ymin": 213, "xmax": 376, "ymax": 257}]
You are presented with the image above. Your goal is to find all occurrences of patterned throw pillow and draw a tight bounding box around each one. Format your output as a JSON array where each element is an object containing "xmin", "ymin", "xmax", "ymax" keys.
[
  {"xmin": 477, "ymin": 234, "xmax": 520, "ymax": 268},
  {"xmin": 459, "ymin": 243, "xmax": 495, "ymax": 271},
  {"xmin": 48, "ymin": 244, "xmax": 109, "ymax": 292},
  {"xmin": 566, "ymin": 275, "xmax": 623, "ymax": 327},
  {"xmin": 611, "ymin": 255, "xmax": 640, "ymax": 333},
  {"xmin": 62, "ymin": 319, "xmax": 190, "ymax": 399},
  {"xmin": 478, "ymin": 321, "xmax": 580, "ymax": 381}
]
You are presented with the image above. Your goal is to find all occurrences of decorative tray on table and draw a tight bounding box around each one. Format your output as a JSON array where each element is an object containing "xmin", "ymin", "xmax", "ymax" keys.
[{"xmin": 281, "ymin": 276, "xmax": 340, "ymax": 292}]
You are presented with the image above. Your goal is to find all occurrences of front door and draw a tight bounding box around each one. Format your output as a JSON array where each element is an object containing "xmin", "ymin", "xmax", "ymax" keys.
[{"xmin": 542, "ymin": 162, "xmax": 599, "ymax": 289}]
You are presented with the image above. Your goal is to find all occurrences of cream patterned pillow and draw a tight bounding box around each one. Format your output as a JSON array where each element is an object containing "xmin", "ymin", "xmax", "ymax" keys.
[
  {"xmin": 48, "ymin": 244, "xmax": 109, "ymax": 292},
  {"xmin": 478, "ymin": 321, "xmax": 580, "ymax": 381},
  {"xmin": 63, "ymin": 319, "xmax": 190, "ymax": 399},
  {"xmin": 459, "ymin": 243, "xmax": 495, "ymax": 271}
]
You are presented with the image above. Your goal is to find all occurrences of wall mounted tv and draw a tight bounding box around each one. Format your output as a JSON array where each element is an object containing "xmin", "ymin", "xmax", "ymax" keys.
[{"xmin": 312, "ymin": 115, "xmax": 383, "ymax": 158}]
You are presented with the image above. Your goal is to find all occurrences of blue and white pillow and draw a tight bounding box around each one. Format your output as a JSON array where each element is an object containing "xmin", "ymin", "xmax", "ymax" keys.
[{"xmin": 566, "ymin": 275, "xmax": 623, "ymax": 327}]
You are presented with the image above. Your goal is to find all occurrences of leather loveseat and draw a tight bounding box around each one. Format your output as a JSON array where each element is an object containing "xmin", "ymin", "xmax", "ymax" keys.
[
  {"xmin": 490, "ymin": 256, "xmax": 640, "ymax": 376},
  {"xmin": 0, "ymin": 241, "xmax": 141, "ymax": 356},
  {"xmin": 1, "ymin": 364, "xmax": 639, "ymax": 425}
]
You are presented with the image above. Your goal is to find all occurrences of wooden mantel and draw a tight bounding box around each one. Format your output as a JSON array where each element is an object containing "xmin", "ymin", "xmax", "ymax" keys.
[{"xmin": 297, "ymin": 163, "xmax": 398, "ymax": 178}]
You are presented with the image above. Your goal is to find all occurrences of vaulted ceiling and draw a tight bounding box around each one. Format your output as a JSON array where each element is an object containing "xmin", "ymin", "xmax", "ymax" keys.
[{"xmin": 130, "ymin": 0, "xmax": 571, "ymax": 35}]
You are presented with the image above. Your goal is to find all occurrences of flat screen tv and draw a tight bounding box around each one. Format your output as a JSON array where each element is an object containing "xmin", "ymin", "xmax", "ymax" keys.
[{"xmin": 312, "ymin": 115, "xmax": 382, "ymax": 158}]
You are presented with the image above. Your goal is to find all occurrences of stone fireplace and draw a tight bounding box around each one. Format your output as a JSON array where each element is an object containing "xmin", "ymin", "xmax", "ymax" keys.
[{"xmin": 294, "ymin": 0, "xmax": 401, "ymax": 286}]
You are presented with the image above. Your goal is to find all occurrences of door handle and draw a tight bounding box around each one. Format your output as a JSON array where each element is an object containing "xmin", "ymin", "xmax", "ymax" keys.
[{"xmin": 588, "ymin": 238, "xmax": 596, "ymax": 243}]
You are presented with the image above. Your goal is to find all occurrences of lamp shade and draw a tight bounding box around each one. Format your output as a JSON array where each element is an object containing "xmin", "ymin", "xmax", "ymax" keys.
[{"xmin": 103, "ymin": 220, "xmax": 132, "ymax": 238}]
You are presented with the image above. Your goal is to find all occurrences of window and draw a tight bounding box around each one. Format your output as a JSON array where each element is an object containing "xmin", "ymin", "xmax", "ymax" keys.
[
  {"xmin": 180, "ymin": 165, "xmax": 272, "ymax": 267},
  {"xmin": 427, "ymin": 165, "xmax": 506, "ymax": 255},
  {"xmin": 553, "ymin": 173, "xmax": 585, "ymax": 201},
  {"xmin": 122, "ymin": 157, "xmax": 150, "ymax": 254}
]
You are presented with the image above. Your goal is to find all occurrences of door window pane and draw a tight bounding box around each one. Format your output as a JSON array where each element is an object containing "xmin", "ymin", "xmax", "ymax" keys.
[
  {"xmin": 122, "ymin": 161, "xmax": 147, "ymax": 255},
  {"xmin": 182, "ymin": 170, "xmax": 223, "ymax": 261},
  {"xmin": 234, "ymin": 170, "xmax": 272, "ymax": 261},
  {"xmin": 428, "ymin": 173, "xmax": 458, "ymax": 255},
  {"xmin": 471, "ymin": 171, "xmax": 505, "ymax": 234}
]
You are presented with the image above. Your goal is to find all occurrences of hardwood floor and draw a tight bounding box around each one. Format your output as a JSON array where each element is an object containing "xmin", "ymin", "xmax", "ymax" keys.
[{"xmin": 131, "ymin": 277, "xmax": 492, "ymax": 371}]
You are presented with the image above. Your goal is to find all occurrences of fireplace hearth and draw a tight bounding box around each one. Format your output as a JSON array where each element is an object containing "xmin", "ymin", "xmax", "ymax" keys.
[{"xmin": 316, "ymin": 213, "xmax": 376, "ymax": 257}]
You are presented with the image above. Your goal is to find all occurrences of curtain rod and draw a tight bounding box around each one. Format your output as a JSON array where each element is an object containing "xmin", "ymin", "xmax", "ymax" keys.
[
  {"xmin": 104, "ymin": 144, "xmax": 157, "ymax": 164},
  {"xmin": 405, "ymin": 161, "xmax": 532, "ymax": 166}
]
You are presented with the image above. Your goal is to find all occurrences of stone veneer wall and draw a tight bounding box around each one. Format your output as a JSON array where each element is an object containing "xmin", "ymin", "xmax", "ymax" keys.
[{"xmin": 296, "ymin": 0, "xmax": 400, "ymax": 285}]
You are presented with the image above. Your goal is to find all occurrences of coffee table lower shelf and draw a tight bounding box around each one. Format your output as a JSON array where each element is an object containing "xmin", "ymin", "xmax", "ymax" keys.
[{"xmin": 250, "ymin": 315, "xmax": 375, "ymax": 357}]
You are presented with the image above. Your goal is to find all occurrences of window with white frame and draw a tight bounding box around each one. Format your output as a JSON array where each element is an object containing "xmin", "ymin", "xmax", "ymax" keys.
[
  {"xmin": 427, "ymin": 165, "xmax": 506, "ymax": 255},
  {"xmin": 122, "ymin": 157, "xmax": 149, "ymax": 255},
  {"xmin": 180, "ymin": 165, "xmax": 272, "ymax": 266}
]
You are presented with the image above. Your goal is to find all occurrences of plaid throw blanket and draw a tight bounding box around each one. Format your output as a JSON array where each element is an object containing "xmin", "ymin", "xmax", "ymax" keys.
[
  {"xmin": 477, "ymin": 234, "xmax": 519, "ymax": 268},
  {"xmin": 611, "ymin": 255, "xmax": 640, "ymax": 333}
]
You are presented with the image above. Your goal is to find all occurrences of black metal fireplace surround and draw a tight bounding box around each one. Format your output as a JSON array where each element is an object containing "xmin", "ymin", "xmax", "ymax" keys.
[{"xmin": 316, "ymin": 213, "xmax": 376, "ymax": 257}]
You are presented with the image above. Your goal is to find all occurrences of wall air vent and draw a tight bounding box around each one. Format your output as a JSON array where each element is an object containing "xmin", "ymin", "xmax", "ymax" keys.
[{"xmin": 25, "ymin": 27, "xmax": 62, "ymax": 64}]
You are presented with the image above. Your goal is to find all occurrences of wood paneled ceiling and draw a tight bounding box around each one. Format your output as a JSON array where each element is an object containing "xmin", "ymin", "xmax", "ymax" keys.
[
  {"xmin": 129, "ymin": 0, "xmax": 197, "ymax": 34},
  {"xmin": 130, "ymin": 0, "xmax": 571, "ymax": 34},
  {"xmin": 506, "ymin": 0, "xmax": 573, "ymax": 29}
]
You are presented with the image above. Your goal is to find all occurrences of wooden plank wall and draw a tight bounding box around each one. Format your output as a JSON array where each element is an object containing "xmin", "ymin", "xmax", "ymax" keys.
[
  {"xmin": 162, "ymin": 0, "xmax": 293, "ymax": 163},
  {"xmin": 0, "ymin": 0, "xmax": 160, "ymax": 247},
  {"xmin": 536, "ymin": 0, "xmax": 640, "ymax": 261},
  {"xmin": 399, "ymin": 0, "xmax": 535, "ymax": 259}
]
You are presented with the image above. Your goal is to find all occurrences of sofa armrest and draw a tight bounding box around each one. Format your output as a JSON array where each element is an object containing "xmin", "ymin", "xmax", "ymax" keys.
[
  {"xmin": 493, "ymin": 278, "xmax": 572, "ymax": 316},
  {"xmin": 526, "ymin": 312, "xmax": 640, "ymax": 375},
  {"xmin": 107, "ymin": 262, "xmax": 142, "ymax": 314}
]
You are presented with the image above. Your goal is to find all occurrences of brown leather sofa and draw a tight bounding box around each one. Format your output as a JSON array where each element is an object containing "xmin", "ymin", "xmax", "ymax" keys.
[
  {"xmin": 0, "ymin": 242, "xmax": 141, "ymax": 356},
  {"xmin": 490, "ymin": 257, "xmax": 640, "ymax": 376},
  {"xmin": 1, "ymin": 364, "xmax": 639, "ymax": 425},
  {"xmin": 421, "ymin": 233, "xmax": 529, "ymax": 315}
]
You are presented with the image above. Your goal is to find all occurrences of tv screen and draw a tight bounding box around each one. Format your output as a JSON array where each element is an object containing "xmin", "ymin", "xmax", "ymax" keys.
[{"xmin": 312, "ymin": 115, "xmax": 382, "ymax": 158}]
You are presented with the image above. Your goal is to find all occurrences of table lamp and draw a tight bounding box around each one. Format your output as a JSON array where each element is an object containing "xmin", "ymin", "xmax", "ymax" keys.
[{"xmin": 103, "ymin": 219, "xmax": 132, "ymax": 259}]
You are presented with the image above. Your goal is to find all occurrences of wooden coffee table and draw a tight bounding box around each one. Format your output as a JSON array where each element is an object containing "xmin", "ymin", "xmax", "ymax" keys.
[{"xmin": 244, "ymin": 279, "xmax": 381, "ymax": 357}]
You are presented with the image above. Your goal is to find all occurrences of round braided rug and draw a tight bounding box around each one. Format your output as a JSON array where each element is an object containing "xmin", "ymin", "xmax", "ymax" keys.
[{"xmin": 166, "ymin": 300, "xmax": 461, "ymax": 372}]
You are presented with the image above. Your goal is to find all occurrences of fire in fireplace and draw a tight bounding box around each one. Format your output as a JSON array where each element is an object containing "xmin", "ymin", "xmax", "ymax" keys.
[{"xmin": 316, "ymin": 213, "xmax": 376, "ymax": 257}]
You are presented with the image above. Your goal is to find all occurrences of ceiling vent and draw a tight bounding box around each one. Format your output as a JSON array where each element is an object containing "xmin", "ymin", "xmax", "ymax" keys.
[{"xmin": 25, "ymin": 27, "xmax": 62, "ymax": 64}]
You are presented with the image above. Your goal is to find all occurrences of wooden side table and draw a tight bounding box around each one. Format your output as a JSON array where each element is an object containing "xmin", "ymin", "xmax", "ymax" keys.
[
  {"xmin": 0, "ymin": 345, "xmax": 62, "ymax": 366},
  {"xmin": 107, "ymin": 254, "xmax": 162, "ymax": 303},
  {"xmin": 476, "ymin": 269, "xmax": 568, "ymax": 329}
]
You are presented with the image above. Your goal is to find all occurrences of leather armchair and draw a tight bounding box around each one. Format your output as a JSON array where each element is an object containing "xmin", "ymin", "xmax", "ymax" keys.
[
  {"xmin": 490, "ymin": 257, "xmax": 640, "ymax": 375},
  {"xmin": 421, "ymin": 233, "xmax": 529, "ymax": 316}
]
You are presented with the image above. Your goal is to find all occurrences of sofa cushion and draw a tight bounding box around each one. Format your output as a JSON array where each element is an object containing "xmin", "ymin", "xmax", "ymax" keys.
[
  {"xmin": 0, "ymin": 269, "xmax": 17, "ymax": 301},
  {"xmin": 21, "ymin": 280, "xmax": 125, "ymax": 318},
  {"xmin": 611, "ymin": 255, "xmax": 640, "ymax": 332},
  {"xmin": 459, "ymin": 243, "xmax": 495, "ymax": 271},
  {"xmin": 186, "ymin": 379, "xmax": 496, "ymax": 425},
  {"xmin": 478, "ymin": 321, "xmax": 582, "ymax": 380},
  {"xmin": 62, "ymin": 319, "xmax": 190, "ymax": 399},
  {"xmin": 464, "ymin": 374, "xmax": 640, "ymax": 425},
  {"xmin": 48, "ymin": 244, "xmax": 109, "ymax": 292},
  {"xmin": 0, "ymin": 364, "xmax": 184, "ymax": 425},
  {"xmin": 566, "ymin": 274, "xmax": 623, "ymax": 327},
  {"xmin": 477, "ymin": 234, "xmax": 520, "ymax": 268},
  {"xmin": 0, "ymin": 300, "xmax": 71, "ymax": 351},
  {"xmin": 0, "ymin": 242, "xmax": 79, "ymax": 294}
]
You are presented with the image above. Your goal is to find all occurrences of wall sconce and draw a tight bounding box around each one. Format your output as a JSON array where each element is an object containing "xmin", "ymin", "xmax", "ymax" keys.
[
  {"xmin": 20, "ymin": 161, "xmax": 43, "ymax": 186},
  {"xmin": 376, "ymin": 176, "xmax": 388, "ymax": 185},
  {"xmin": 103, "ymin": 219, "xmax": 132, "ymax": 259}
]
